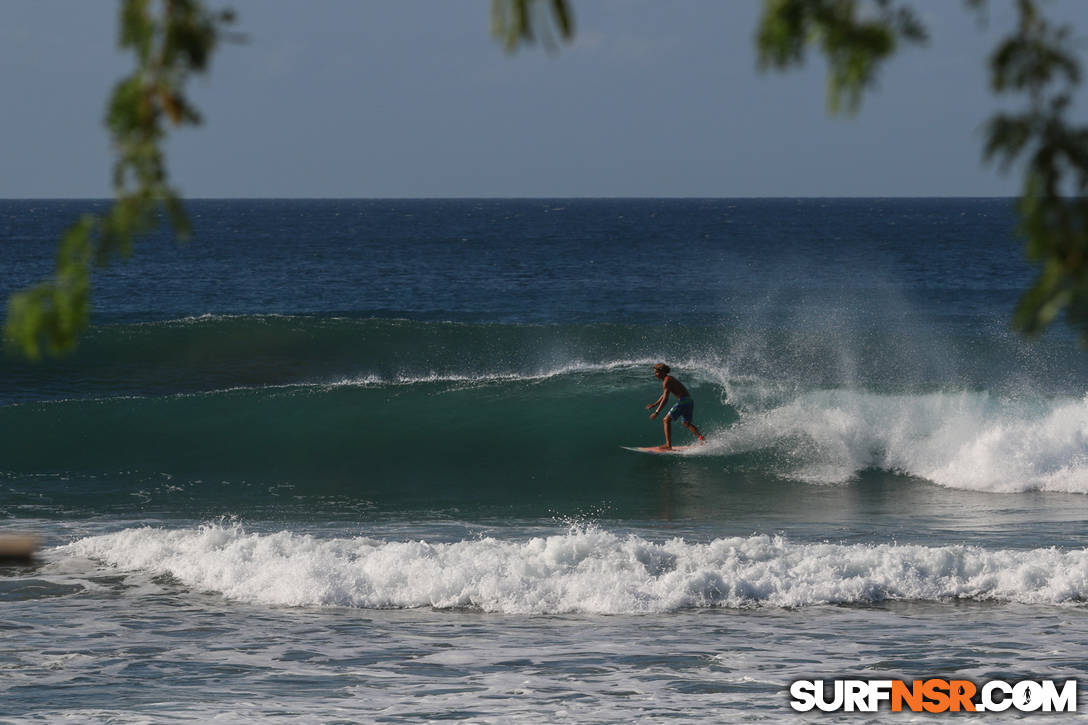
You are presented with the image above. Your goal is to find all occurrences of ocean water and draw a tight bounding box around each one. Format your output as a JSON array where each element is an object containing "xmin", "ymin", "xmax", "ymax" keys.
[{"xmin": 2, "ymin": 198, "xmax": 1087, "ymax": 722}]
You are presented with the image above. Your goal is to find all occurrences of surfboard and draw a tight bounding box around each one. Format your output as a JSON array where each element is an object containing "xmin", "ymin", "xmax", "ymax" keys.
[{"xmin": 622, "ymin": 444, "xmax": 694, "ymax": 455}]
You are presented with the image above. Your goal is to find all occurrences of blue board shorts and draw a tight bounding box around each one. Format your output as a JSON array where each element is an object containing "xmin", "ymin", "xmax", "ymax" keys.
[{"xmin": 666, "ymin": 397, "xmax": 694, "ymax": 424}]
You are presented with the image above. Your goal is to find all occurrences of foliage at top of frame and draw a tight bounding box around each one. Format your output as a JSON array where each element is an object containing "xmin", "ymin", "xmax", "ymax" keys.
[{"xmin": 5, "ymin": 0, "xmax": 234, "ymax": 359}]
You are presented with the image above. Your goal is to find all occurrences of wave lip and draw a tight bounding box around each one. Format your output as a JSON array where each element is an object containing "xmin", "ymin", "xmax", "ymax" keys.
[{"xmin": 58, "ymin": 525, "xmax": 1088, "ymax": 614}]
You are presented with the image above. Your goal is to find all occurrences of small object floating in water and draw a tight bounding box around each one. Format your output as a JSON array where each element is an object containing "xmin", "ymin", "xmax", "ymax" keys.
[{"xmin": 0, "ymin": 533, "xmax": 39, "ymax": 564}]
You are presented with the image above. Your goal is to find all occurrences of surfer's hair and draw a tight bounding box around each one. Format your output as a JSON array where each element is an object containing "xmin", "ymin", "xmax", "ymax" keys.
[{"xmin": 654, "ymin": 363, "xmax": 670, "ymax": 375}]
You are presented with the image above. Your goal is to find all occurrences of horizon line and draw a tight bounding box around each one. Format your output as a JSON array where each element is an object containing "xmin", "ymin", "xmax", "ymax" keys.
[{"xmin": 0, "ymin": 195, "xmax": 1021, "ymax": 201}]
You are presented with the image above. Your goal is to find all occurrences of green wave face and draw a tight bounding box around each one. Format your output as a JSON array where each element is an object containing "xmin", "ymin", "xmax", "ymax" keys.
[
  {"xmin": 5, "ymin": 315, "xmax": 1088, "ymax": 521},
  {"xmin": 0, "ymin": 367, "xmax": 738, "ymax": 518}
]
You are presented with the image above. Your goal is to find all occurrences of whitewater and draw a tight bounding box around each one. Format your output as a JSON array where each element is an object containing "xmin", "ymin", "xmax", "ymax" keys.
[{"xmin": 59, "ymin": 524, "xmax": 1088, "ymax": 611}]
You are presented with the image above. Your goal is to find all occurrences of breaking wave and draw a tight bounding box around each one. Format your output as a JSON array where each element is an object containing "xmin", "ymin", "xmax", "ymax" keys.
[{"xmin": 58, "ymin": 524, "xmax": 1088, "ymax": 613}]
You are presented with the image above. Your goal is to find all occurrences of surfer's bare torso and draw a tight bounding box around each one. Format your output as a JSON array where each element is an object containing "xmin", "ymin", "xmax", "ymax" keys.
[{"xmin": 661, "ymin": 375, "xmax": 689, "ymax": 399}]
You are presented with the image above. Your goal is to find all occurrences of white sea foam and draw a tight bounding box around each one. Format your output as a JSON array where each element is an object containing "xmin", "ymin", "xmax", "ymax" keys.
[
  {"xmin": 189, "ymin": 357, "xmax": 665, "ymax": 395},
  {"xmin": 705, "ymin": 388, "xmax": 1088, "ymax": 493},
  {"xmin": 128, "ymin": 312, "xmax": 297, "ymax": 327},
  {"xmin": 57, "ymin": 525, "xmax": 1088, "ymax": 613},
  {"xmin": 325, "ymin": 357, "xmax": 662, "ymax": 389}
]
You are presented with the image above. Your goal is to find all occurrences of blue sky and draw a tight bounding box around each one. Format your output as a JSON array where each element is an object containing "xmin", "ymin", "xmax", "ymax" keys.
[{"xmin": 3, "ymin": 1, "xmax": 1086, "ymax": 197}]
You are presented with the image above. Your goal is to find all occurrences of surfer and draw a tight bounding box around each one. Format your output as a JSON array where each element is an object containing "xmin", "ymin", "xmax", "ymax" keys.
[{"xmin": 646, "ymin": 363, "xmax": 706, "ymax": 449}]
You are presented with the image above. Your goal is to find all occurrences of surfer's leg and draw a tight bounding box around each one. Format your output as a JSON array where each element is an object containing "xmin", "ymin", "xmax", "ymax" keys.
[
  {"xmin": 683, "ymin": 421, "xmax": 706, "ymax": 442},
  {"xmin": 663, "ymin": 415, "xmax": 673, "ymax": 449}
]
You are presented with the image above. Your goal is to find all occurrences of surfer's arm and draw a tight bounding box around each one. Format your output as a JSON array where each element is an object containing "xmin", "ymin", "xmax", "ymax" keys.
[{"xmin": 648, "ymin": 384, "xmax": 670, "ymax": 417}]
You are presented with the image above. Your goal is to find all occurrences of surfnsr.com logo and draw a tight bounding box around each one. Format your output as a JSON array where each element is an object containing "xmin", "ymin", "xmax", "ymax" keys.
[{"xmin": 789, "ymin": 679, "xmax": 1078, "ymax": 713}]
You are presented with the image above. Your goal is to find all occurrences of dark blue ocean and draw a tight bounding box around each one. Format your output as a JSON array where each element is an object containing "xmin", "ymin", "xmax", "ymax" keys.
[{"xmin": 2, "ymin": 199, "xmax": 1087, "ymax": 722}]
